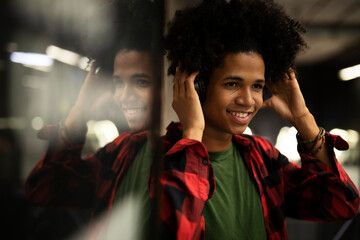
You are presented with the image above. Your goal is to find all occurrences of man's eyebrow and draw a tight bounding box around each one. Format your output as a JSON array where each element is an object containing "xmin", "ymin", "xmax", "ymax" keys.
[
  {"xmin": 130, "ymin": 73, "xmax": 151, "ymax": 79},
  {"xmin": 112, "ymin": 73, "xmax": 151, "ymax": 80},
  {"xmin": 223, "ymin": 76, "xmax": 265, "ymax": 83}
]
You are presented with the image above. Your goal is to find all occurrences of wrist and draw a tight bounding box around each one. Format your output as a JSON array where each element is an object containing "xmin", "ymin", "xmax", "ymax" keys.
[
  {"xmin": 64, "ymin": 105, "xmax": 88, "ymax": 135},
  {"xmin": 182, "ymin": 127, "xmax": 203, "ymax": 142},
  {"xmin": 59, "ymin": 119, "xmax": 87, "ymax": 145},
  {"xmin": 292, "ymin": 111, "xmax": 319, "ymax": 140}
]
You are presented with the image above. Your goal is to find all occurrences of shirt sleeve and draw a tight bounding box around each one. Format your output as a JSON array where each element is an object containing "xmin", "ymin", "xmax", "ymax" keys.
[
  {"xmin": 149, "ymin": 138, "xmax": 215, "ymax": 240},
  {"xmin": 25, "ymin": 124, "xmax": 104, "ymax": 209},
  {"xmin": 283, "ymin": 132, "xmax": 360, "ymax": 221}
]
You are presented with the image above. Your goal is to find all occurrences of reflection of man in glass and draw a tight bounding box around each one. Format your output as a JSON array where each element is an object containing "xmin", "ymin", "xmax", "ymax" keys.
[
  {"xmin": 25, "ymin": 0, "xmax": 157, "ymax": 239},
  {"xmin": 64, "ymin": 0, "xmax": 155, "ymax": 134},
  {"xmin": 66, "ymin": 49, "xmax": 154, "ymax": 136},
  {"xmin": 112, "ymin": 50, "xmax": 153, "ymax": 131}
]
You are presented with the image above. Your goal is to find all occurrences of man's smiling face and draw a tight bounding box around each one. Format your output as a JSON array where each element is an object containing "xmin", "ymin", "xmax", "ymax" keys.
[
  {"xmin": 202, "ymin": 51, "xmax": 265, "ymax": 138},
  {"xmin": 113, "ymin": 49, "xmax": 154, "ymax": 131}
]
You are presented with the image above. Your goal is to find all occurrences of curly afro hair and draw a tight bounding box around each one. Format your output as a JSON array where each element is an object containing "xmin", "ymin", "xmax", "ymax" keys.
[
  {"xmin": 165, "ymin": 0, "xmax": 307, "ymax": 82},
  {"xmin": 79, "ymin": 0, "xmax": 155, "ymax": 73}
]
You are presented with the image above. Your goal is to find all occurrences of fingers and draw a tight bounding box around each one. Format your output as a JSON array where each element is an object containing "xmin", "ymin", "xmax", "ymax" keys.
[
  {"xmin": 89, "ymin": 61, "xmax": 97, "ymax": 73},
  {"xmin": 267, "ymin": 68, "xmax": 298, "ymax": 96},
  {"xmin": 84, "ymin": 64, "xmax": 101, "ymax": 86},
  {"xmin": 178, "ymin": 67, "xmax": 189, "ymax": 96},
  {"xmin": 285, "ymin": 68, "xmax": 296, "ymax": 81},
  {"xmin": 289, "ymin": 70, "xmax": 296, "ymax": 81},
  {"xmin": 184, "ymin": 71, "xmax": 200, "ymax": 96},
  {"xmin": 173, "ymin": 66, "xmax": 199, "ymax": 98}
]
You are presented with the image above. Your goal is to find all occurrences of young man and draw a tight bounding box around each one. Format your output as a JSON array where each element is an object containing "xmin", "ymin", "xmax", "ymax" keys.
[
  {"xmin": 26, "ymin": 1, "xmax": 359, "ymax": 240},
  {"xmin": 161, "ymin": 0, "xmax": 360, "ymax": 239}
]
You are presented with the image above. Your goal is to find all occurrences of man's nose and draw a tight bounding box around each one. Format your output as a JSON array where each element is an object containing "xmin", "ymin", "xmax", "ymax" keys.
[
  {"xmin": 234, "ymin": 88, "xmax": 255, "ymax": 106},
  {"xmin": 119, "ymin": 84, "xmax": 136, "ymax": 102}
]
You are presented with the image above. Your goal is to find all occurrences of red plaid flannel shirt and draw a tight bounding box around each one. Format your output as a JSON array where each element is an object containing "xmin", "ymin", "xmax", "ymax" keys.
[{"xmin": 26, "ymin": 122, "xmax": 360, "ymax": 239}]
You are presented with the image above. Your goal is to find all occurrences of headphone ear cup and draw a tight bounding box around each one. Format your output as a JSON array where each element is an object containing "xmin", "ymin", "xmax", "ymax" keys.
[
  {"xmin": 194, "ymin": 76, "xmax": 206, "ymax": 103},
  {"xmin": 263, "ymin": 85, "xmax": 272, "ymax": 101}
]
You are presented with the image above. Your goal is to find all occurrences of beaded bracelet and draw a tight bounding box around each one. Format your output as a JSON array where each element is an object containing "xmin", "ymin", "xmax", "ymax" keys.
[
  {"xmin": 297, "ymin": 127, "xmax": 326, "ymax": 156},
  {"xmin": 296, "ymin": 127, "xmax": 325, "ymax": 144},
  {"xmin": 308, "ymin": 136, "xmax": 325, "ymax": 156}
]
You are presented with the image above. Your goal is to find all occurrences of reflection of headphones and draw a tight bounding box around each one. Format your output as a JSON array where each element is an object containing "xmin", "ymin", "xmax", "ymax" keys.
[{"xmin": 194, "ymin": 73, "xmax": 207, "ymax": 103}]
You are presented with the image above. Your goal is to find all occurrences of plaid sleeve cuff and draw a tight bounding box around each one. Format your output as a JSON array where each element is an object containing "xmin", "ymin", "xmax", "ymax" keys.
[
  {"xmin": 166, "ymin": 138, "xmax": 209, "ymax": 158},
  {"xmin": 299, "ymin": 132, "xmax": 348, "ymax": 160},
  {"xmin": 299, "ymin": 132, "xmax": 352, "ymax": 181},
  {"xmin": 37, "ymin": 123, "xmax": 86, "ymax": 148}
]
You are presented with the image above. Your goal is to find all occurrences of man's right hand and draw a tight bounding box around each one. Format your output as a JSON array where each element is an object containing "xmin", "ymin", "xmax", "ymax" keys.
[
  {"xmin": 64, "ymin": 63, "xmax": 115, "ymax": 134},
  {"xmin": 172, "ymin": 67, "xmax": 204, "ymax": 141}
]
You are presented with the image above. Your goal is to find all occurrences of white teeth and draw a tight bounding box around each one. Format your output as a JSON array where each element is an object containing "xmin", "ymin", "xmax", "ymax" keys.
[
  {"xmin": 230, "ymin": 112, "xmax": 249, "ymax": 118},
  {"xmin": 125, "ymin": 109, "xmax": 142, "ymax": 114}
]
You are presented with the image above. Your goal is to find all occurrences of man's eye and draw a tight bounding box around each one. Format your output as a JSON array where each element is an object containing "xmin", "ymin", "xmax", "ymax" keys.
[
  {"xmin": 225, "ymin": 82, "xmax": 238, "ymax": 87},
  {"xmin": 136, "ymin": 79, "xmax": 151, "ymax": 87},
  {"xmin": 253, "ymin": 84, "xmax": 264, "ymax": 90}
]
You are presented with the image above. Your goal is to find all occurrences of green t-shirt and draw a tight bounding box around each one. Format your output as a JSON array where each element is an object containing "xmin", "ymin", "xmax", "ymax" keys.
[
  {"xmin": 114, "ymin": 141, "xmax": 153, "ymax": 238},
  {"xmin": 203, "ymin": 142, "xmax": 267, "ymax": 240}
]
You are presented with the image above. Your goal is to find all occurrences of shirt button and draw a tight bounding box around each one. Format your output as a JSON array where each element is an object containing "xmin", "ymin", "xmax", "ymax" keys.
[{"xmin": 202, "ymin": 159, "xmax": 208, "ymax": 165}]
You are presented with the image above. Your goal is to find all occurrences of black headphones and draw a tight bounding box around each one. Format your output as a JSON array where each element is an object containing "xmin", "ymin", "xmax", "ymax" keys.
[
  {"xmin": 263, "ymin": 85, "xmax": 272, "ymax": 101},
  {"xmin": 194, "ymin": 74, "xmax": 207, "ymax": 103}
]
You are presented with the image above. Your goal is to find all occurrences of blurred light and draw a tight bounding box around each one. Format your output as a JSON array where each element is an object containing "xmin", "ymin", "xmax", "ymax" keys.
[
  {"xmin": 347, "ymin": 130, "xmax": 359, "ymax": 146},
  {"xmin": 330, "ymin": 128, "xmax": 360, "ymax": 147},
  {"xmin": 275, "ymin": 126, "xmax": 300, "ymax": 162},
  {"xmin": 78, "ymin": 56, "xmax": 91, "ymax": 70},
  {"xmin": 46, "ymin": 45, "xmax": 81, "ymax": 66},
  {"xmin": 330, "ymin": 128, "xmax": 348, "ymax": 140},
  {"xmin": 10, "ymin": 52, "xmax": 54, "ymax": 67},
  {"xmin": 87, "ymin": 120, "xmax": 119, "ymax": 147},
  {"xmin": 330, "ymin": 128, "xmax": 359, "ymax": 147},
  {"xmin": 23, "ymin": 64, "xmax": 53, "ymax": 72},
  {"xmin": 329, "ymin": 128, "xmax": 360, "ymax": 164},
  {"xmin": 243, "ymin": 127, "xmax": 252, "ymax": 135},
  {"xmin": 31, "ymin": 116, "xmax": 44, "ymax": 130},
  {"xmin": 46, "ymin": 45, "xmax": 90, "ymax": 71},
  {"xmin": 338, "ymin": 64, "xmax": 360, "ymax": 81}
]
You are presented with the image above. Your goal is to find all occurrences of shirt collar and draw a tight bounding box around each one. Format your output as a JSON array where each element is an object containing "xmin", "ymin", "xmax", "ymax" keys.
[{"xmin": 232, "ymin": 134, "xmax": 251, "ymax": 147}]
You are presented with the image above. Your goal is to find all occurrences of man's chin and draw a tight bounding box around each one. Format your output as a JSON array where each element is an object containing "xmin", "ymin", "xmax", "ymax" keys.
[
  {"xmin": 231, "ymin": 125, "xmax": 249, "ymax": 135},
  {"xmin": 127, "ymin": 121, "xmax": 150, "ymax": 132}
]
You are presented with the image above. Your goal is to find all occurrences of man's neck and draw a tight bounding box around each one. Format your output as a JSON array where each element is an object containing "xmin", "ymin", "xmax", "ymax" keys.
[
  {"xmin": 146, "ymin": 130, "xmax": 156, "ymax": 148},
  {"xmin": 202, "ymin": 129, "xmax": 232, "ymax": 152}
]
